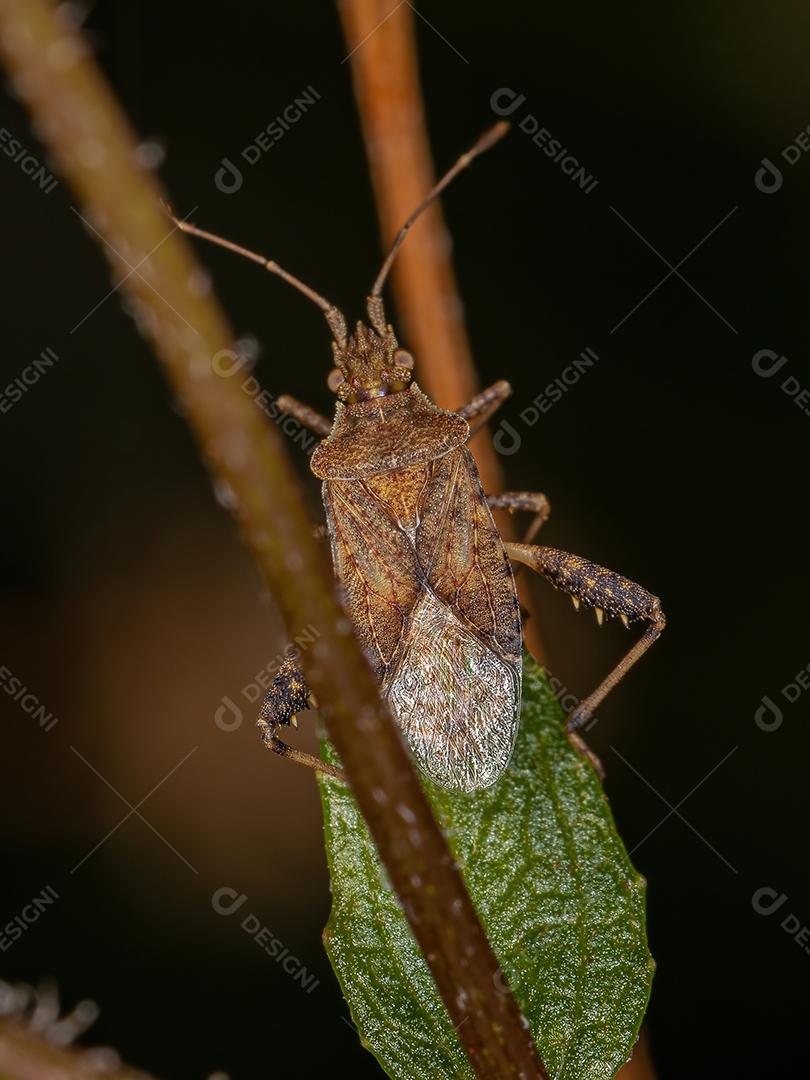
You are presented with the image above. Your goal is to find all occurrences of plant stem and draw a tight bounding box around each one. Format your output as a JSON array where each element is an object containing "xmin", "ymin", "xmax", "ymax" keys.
[
  {"xmin": 337, "ymin": 0, "xmax": 491, "ymax": 446},
  {"xmin": 337, "ymin": 0, "xmax": 546, "ymax": 662},
  {"xmin": 336, "ymin": 7, "xmax": 656, "ymax": 1076},
  {"xmin": 0, "ymin": 2, "xmax": 547, "ymax": 1076}
]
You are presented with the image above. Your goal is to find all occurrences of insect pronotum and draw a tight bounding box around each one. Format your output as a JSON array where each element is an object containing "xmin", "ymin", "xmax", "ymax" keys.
[{"xmin": 172, "ymin": 121, "xmax": 666, "ymax": 792}]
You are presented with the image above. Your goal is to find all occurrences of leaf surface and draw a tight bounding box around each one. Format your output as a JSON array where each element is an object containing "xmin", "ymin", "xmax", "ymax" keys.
[{"xmin": 319, "ymin": 654, "xmax": 653, "ymax": 1079}]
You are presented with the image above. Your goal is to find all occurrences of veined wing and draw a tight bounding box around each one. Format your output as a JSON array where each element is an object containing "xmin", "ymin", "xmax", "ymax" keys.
[
  {"xmin": 324, "ymin": 478, "xmax": 421, "ymax": 680},
  {"xmin": 416, "ymin": 447, "xmax": 522, "ymax": 662},
  {"xmin": 326, "ymin": 449, "xmax": 522, "ymax": 791},
  {"xmin": 386, "ymin": 589, "xmax": 520, "ymax": 791},
  {"xmin": 386, "ymin": 448, "xmax": 522, "ymax": 790}
]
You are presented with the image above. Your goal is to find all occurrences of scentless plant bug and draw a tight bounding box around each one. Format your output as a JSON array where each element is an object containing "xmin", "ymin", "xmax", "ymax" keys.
[{"xmin": 171, "ymin": 121, "xmax": 665, "ymax": 792}]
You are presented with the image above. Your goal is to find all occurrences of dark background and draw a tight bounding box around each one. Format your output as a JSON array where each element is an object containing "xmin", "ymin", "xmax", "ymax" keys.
[{"xmin": 1, "ymin": 2, "xmax": 808, "ymax": 1077}]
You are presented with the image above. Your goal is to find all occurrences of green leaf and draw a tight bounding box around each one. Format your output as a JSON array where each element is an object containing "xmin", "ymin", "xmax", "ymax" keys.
[{"xmin": 318, "ymin": 653, "xmax": 654, "ymax": 1079}]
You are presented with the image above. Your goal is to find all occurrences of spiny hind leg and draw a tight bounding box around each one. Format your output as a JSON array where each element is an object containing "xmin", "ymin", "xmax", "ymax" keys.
[
  {"xmin": 276, "ymin": 395, "xmax": 332, "ymax": 437},
  {"xmin": 457, "ymin": 380, "xmax": 512, "ymax": 434},
  {"xmin": 258, "ymin": 653, "xmax": 346, "ymax": 783},
  {"xmin": 487, "ymin": 491, "xmax": 551, "ymax": 545},
  {"xmin": 505, "ymin": 542, "xmax": 666, "ymax": 771}
]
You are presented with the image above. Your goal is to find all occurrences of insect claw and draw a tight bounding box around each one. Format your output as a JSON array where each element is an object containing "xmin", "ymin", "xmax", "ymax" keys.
[
  {"xmin": 290, "ymin": 715, "xmax": 299, "ymax": 729},
  {"xmin": 572, "ymin": 597, "xmax": 580, "ymax": 611},
  {"xmin": 308, "ymin": 693, "xmax": 319, "ymax": 708},
  {"xmin": 619, "ymin": 613, "xmax": 630, "ymax": 628},
  {"xmin": 594, "ymin": 607, "xmax": 605, "ymax": 626}
]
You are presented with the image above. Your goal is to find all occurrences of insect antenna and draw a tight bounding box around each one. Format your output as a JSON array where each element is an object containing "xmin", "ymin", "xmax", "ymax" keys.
[
  {"xmin": 166, "ymin": 207, "xmax": 348, "ymax": 347},
  {"xmin": 367, "ymin": 120, "xmax": 511, "ymax": 333}
]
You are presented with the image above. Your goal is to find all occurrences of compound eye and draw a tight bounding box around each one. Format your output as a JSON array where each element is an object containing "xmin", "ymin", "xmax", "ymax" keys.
[
  {"xmin": 327, "ymin": 367, "xmax": 345, "ymax": 393},
  {"xmin": 393, "ymin": 349, "xmax": 414, "ymax": 370}
]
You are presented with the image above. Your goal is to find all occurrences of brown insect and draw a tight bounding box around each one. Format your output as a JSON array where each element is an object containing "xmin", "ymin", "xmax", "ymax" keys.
[{"xmin": 172, "ymin": 122, "xmax": 665, "ymax": 792}]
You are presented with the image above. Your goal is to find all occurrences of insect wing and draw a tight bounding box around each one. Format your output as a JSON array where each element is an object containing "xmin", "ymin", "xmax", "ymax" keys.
[
  {"xmin": 323, "ymin": 478, "xmax": 420, "ymax": 678},
  {"xmin": 417, "ymin": 447, "xmax": 522, "ymax": 662},
  {"xmin": 391, "ymin": 448, "xmax": 522, "ymax": 791},
  {"xmin": 386, "ymin": 587, "xmax": 521, "ymax": 791},
  {"xmin": 324, "ymin": 449, "xmax": 522, "ymax": 792}
]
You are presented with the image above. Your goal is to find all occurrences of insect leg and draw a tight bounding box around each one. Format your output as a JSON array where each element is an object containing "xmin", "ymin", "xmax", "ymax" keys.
[
  {"xmin": 276, "ymin": 395, "xmax": 332, "ymax": 437},
  {"xmin": 504, "ymin": 542, "xmax": 666, "ymax": 733},
  {"xmin": 257, "ymin": 653, "xmax": 346, "ymax": 783},
  {"xmin": 487, "ymin": 491, "xmax": 551, "ymax": 544},
  {"xmin": 457, "ymin": 380, "xmax": 512, "ymax": 434}
]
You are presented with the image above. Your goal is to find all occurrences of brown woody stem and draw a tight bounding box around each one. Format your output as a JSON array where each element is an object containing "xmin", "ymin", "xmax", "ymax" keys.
[
  {"xmin": 0, "ymin": 1, "xmax": 547, "ymax": 1077},
  {"xmin": 338, "ymin": 0, "xmax": 495, "ymax": 457},
  {"xmin": 337, "ymin": 0, "xmax": 546, "ymax": 663}
]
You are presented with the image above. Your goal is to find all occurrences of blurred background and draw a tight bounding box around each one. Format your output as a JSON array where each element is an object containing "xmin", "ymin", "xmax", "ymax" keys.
[{"xmin": 1, "ymin": 2, "xmax": 808, "ymax": 1076}]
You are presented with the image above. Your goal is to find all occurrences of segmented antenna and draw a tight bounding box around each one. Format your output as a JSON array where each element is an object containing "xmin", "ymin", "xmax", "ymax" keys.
[
  {"xmin": 369, "ymin": 121, "xmax": 511, "ymax": 312},
  {"xmin": 166, "ymin": 207, "xmax": 348, "ymax": 347},
  {"xmin": 165, "ymin": 121, "xmax": 510, "ymax": 347}
]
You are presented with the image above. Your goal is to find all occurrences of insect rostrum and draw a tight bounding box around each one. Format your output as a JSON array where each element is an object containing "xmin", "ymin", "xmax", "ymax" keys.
[{"xmin": 173, "ymin": 122, "xmax": 665, "ymax": 792}]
